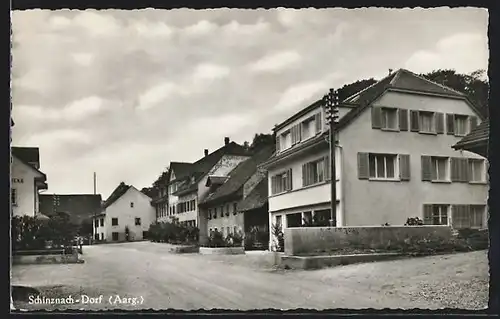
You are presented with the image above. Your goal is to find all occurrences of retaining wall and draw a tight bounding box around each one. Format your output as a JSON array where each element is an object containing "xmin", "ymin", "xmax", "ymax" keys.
[
  {"xmin": 284, "ymin": 226, "xmax": 453, "ymax": 256},
  {"xmin": 12, "ymin": 249, "xmax": 82, "ymax": 265}
]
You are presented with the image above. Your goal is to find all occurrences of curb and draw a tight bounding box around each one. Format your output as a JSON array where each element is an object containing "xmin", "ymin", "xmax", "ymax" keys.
[{"xmin": 280, "ymin": 253, "xmax": 405, "ymax": 270}]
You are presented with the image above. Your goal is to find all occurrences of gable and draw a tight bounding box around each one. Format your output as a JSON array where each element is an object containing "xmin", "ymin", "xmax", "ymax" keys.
[{"xmin": 12, "ymin": 155, "xmax": 44, "ymax": 179}]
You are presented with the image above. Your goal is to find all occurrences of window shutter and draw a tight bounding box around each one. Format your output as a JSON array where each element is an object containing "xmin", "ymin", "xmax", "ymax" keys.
[
  {"xmin": 276, "ymin": 135, "xmax": 281, "ymax": 153},
  {"xmin": 297, "ymin": 124, "xmax": 302, "ymax": 142},
  {"xmin": 469, "ymin": 116, "xmax": 478, "ymax": 132},
  {"xmin": 399, "ymin": 109, "xmax": 408, "ymax": 131},
  {"xmin": 421, "ymin": 156, "xmax": 432, "ymax": 181},
  {"xmin": 324, "ymin": 155, "xmax": 331, "ymax": 180},
  {"xmin": 410, "ymin": 110, "xmax": 419, "ymax": 132},
  {"xmin": 399, "ymin": 154, "xmax": 411, "ymax": 181},
  {"xmin": 423, "ymin": 204, "xmax": 433, "ymax": 225},
  {"xmin": 271, "ymin": 176, "xmax": 277, "ymax": 195},
  {"xmin": 371, "ymin": 107, "xmax": 382, "ymax": 129},
  {"xmin": 357, "ymin": 152, "xmax": 369, "ymax": 180},
  {"xmin": 288, "ymin": 168, "xmax": 293, "ymax": 191},
  {"xmin": 291, "ymin": 126, "xmax": 297, "ymax": 145},
  {"xmin": 460, "ymin": 158, "xmax": 470, "ymax": 182},
  {"xmin": 435, "ymin": 112, "xmax": 444, "ymax": 134},
  {"xmin": 302, "ymin": 163, "xmax": 307, "ymax": 187},
  {"xmin": 450, "ymin": 158, "xmax": 460, "ymax": 182},
  {"xmin": 315, "ymin": 113, "xmax": 322, "ymax": 133},
  {"xmin": 446, "ymin": 114, "xmax": 455, "ymax": 135}
]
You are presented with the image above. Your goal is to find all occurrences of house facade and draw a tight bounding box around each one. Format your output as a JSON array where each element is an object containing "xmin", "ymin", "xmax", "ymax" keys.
[
  {"xmin": 198, "ymin": 145, "xmax": 273, "ymax": 242},
  {"xmin": 94, "ymin": 183, "xmax": 155, "ymax": 242},
  {"xmin": 262, "ymin": 69, "xmax": 488, "ymax": 250},
  {"xmin": 11, "ymin": 147, "xmax": 48, "ymax": 218},
  {"xmin": 171, "ymin": 138, "xmax": 251, "ymax": 242}
]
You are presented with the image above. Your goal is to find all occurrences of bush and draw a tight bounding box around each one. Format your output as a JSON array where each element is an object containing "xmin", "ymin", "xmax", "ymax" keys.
[
  {"xmin": 207, "ymin": 230, "xmax": 226, "ymax": 247},
  {"xmin": 387, "ymin": 233, "xmax": 473, "ymax": 256},
  {"xmin": 457, "ymin": 228, "xmax": 489, "ymax": 250},
  {"xmin": 244, "ymin": 227, "xmax": 269, "ymax": 250},
  {"xmin": 405, "ymin": 217, "xmax": 424, "ymax": 226},
  {"xmin": 271, "ymin": 223, "xmax": 284, "ymax": 252},
  {"xmin": 147, "ymin": 219, "xmax": 199, "ymax": 245},
  {"xmin": 11, "ymin": 215, "xmax": 78, "ymax": 251}
]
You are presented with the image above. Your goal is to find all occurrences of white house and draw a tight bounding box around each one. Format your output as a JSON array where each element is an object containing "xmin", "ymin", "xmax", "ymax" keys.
[
  {"xmin": 170, "ymin": 137, "xmax": 251, "ymax": 244},
  {"xmin": 262, "ymin": 69, "xmax": 488, "ymax": 250},
  {"xmin": 11, "ymin": 147, "xmax": 48, "ymax": 218},
  {"xmin": 93, "ymin": 182, "xmax": 155, "ymax": 242}
]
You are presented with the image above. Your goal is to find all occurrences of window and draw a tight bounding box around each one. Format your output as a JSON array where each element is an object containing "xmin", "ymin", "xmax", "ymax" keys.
[
  {"xmin": 100, "ymin": 233, "xmax": 104, "ymax": 240},
  {"xmin": 469, "ymin": 159, "xmax": 485, "ymax": 182},
  {"xmin": 225, "ymin": 204, "xmax": 230, "ymax": 216},
  {"xmin": 233, "ymin": 226, "xmax": 238, "ymax": 234},
  {"xmin": 213, "ymin": 207, "xmax": 217, "ymax": 219},
  {"xmin": 112, "ymin": 218, "xmax": 118, "ymax": 226},
  {"xmin": 287, "ymin": 213, "xmax": 302, "ymax": 227},
  {"xmin": 303, "ymin": 157, "xmax": 329, "ymax": 186},
  {"xmin": 275, "ymin": 215, "xmax": 282, "ymax": 228},
  {"xmin": 419, "ymin": 111, "xmax": 435, "ymax": 133},
  {"xmin": 135, "ymin": 217, "xmax": 141, "ymax": 226},
  {"xmin": 100, "ymin": 218, "xmax": 104, "ymax": 226},
  {"xmin": 227, "ymin": 227, "xmax": 230, "ymax": 235},
  {"xmin": 233, "ymin": 202, "xmax": 238, "ymax": 215},
  {"xmin": 301, "ymin": 118, "xmax": 314, "ymax": 140},
  {"xmin": 290, "ymin": 124, "xmax": 302, "ymax": 145},
  {"xmin": 271, "ymin": 168, "xmax": 293, "ymax": 195},
  {"xmin": 208, "ymin": 209, "xmax": 212, "ymax": 220},
  {"xmin": 94, "ymin": 220, "xmax": 99, "ymax": 228},
  {"xmin": 112, "ymin": 232, "xmax": 119, "ymax": 241},
  {"xmin": 431, "ymin": 157, "xmax": 449, "ymax": 181},
  {"xmin": 11, "ymin": 188, "xmax": 17, "ymax": 206},
  {"xmin": 143, "ymin": 231, "xmax": 149, "ymax": 239},
  {"xmin": 452, "ymin": 205, "xmax": 485, "ymax": 229},
  {"xmin": 423, "ymin": 204, "xmax": 449, "ymax": 225},
  {"xmin": 130, "ymin": 202, "xmax": 134, "ymax": 208},
  {"xmin": 381, "ymin": 108, "xmax": 398, "ymax": 130},
  {"xmin": 280, "ymin": 131, "xmax": 291, "ymax": 150},
  {"xmin": 95, "ymin": 233, "xmax": 99, "ymax": 241},
  {"xmin": 454, "ymin": 115, "xmax": 468, "ymax": 136},
  {"xmin": 368, "ymin": 154, "xmax": 397, "ymax": 179},
  {"xmin": 220, "ymin": 206, "xmax": 224, "ymax": 218}
]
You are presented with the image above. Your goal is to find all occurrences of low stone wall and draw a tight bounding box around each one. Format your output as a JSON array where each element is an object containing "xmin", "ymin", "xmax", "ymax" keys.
[
  {"xmin": 12, "ymin": 249, "xmax": 82, "ymax": 265},
  {"xmin": 169, "ymin": 245, "xmax": 199, "ymax": 254},
  {"xmin": 199, "ymin": 246, "xmax": 245, "ymax": 255},
  {"xmin": 284, "ymin": 226, "xmax": 453, "ymax": 256}
]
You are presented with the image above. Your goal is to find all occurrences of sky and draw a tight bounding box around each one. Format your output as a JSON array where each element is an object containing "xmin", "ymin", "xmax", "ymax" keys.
[{"xmin": 11, "ymin": 7, "xmax": 489, "ymax": 199}]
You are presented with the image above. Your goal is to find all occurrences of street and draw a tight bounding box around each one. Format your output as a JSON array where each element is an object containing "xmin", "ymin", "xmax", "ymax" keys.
[{"xmin": 11, "ymin": 242, "xmax": 488, "ymax": 311}]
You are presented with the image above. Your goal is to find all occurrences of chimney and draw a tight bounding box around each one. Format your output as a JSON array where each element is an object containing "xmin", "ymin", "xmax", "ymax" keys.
[
  {"xmin": 204, "ymin": 149, "xmax": 209, "ymax": 156},
  {"xmin": 224, "ymin": 137, "xmax": 230, "ymax": 145},
  {"xmin": 388, "ymin": 68, "xmax": 393, "ymax": 75}
]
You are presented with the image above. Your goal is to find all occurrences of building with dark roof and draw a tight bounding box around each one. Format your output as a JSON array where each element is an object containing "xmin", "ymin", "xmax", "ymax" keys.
[
  {"xmin": 93, "ymin": 182, "xmax": 155, "ymax": 243},
  {"xmin": 11, "ymin": 146, "xmax": 48, "ymax": 218},
  {"xmin": 452, "ymin": 118, "xmax": 489, "ymax": 158},
  {"xmin": 198, "ymin": 145, "xmax": 274, "ymax": 246},
  {"xmin": 262, "ymin": 68, "xmax": 488, "ymax": 251},
  {"xmin": 39, "ymin": 194, "xmax": 102, "ymax": 227}
]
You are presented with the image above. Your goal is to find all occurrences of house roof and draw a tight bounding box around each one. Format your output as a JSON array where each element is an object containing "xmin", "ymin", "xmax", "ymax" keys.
[
  {"xmin": 103, "ymin": 182, "xmax": 131, "ymax": 209},
  {"xmin": 11, "ymin": 147, "xmax": 40, "ymax": 165},
  {"xmin": 453, "ymin": 118, "xmax": 489, "ymax": 151},
  {"xmin": 199, "ymin": 145, "xmax": 274, "ymax": 206},
  {"xmin": 39, "ymin": 194, "xmax": 103, "ymax": 224},
  {"xmin": 172, "ymin": 141, "xmax": 251, "ymax": 196},
  {"xmin": 237, "ymin": 177, "xmax": 268, "ymax": 212},
  {"xmin": 11, "ymin": 151, "xmax": 47, "ymax": 181},
  {"xmin": 170, "ymin": 162, "xmax": 193, "ymax": 181}
]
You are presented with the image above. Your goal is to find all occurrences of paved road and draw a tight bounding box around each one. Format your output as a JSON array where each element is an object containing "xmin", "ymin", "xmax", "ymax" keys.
[{"xmin": 11, "ymin": 242, "xmax": 487, "ymax": 311}]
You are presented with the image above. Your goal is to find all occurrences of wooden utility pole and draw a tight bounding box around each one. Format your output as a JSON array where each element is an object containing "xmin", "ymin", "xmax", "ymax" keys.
[{"xmin": 323, "ymin": 89, "xmax": 339, "ymax": 226}]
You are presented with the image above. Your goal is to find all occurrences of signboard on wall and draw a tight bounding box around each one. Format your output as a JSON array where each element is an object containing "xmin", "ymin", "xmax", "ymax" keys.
[{"xmin": 12, "ymin": 178, "xmax": 23, "ymax": 184}]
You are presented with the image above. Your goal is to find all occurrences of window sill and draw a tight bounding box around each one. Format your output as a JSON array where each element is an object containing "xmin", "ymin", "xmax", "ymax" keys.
[
  {"xmin": 418, "ymin": 131, "xmax": 438, "ymax": 136},
  {"xmin": 430, "ymin": 180, "xmax": 451, "ymax": 184},
  {"xmin": 368, "ymin": 178, "xmax": 401, "ymax": 182},
  {"xmin": 381, "ymin": 128, "xmax": 400, "ymax": 132},
  {"xmin": 469, "ymin": 181, "xmax": 488, "ymax": 185}
]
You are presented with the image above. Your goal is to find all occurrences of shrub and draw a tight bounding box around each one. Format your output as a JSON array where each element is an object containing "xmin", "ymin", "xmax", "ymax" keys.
[
  {"xmin": 207, "ymin": 230, "xmax": 226, "ymax": 247},
  {"xmin": 244, "ymin": 227, "xmax": 269, "ymax": 250},
  {"xmin": 457, "ymin": 228, "xmax": 489, "ymax": 250},
  {"xmin": 147, "ymin": 220, "xmax": 199, "ymax": 245},
  {"xmin": 405, "ymin": 217, "xmax": 424, "ymax": 226},
  {"xmin": 271, "ymin": 223, "xmax": 284, "ymax": 252}
]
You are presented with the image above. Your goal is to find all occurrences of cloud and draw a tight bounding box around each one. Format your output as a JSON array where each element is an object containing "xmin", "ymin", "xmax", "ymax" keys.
[
  {"xmin": 132, "ymin": 20, "xmax": 175, "ymax": 38},
  {"xmin": 248, "ymin": 50, "xmax": 302, "ymax": 73},
  {"xmin": 192, "ymin": 63, "xmax": 230, "ymax": 81},
  {"xmin": 73, "ymin": 10, "xmax": 121, "ymax": 37},
  {"xmin": 404, "ymin": 32, "xmax": 488, "ymax": 74},
  {"xmin": 49, "ymin": 15, "xmax": 72, "ymax": 29},
  {"xmin": 22, "ymin": 128, "xmax": 92, "ymax": 147},
  {"xmin": 72, "ymin": 52, "xmax": 94, "ymax": 66},
  {"xmin": 183, "ymin": 20, "xmax": 218, "ymax": 37},
  {"xmin": 137, "ymin": 82, "xmax": 178, "ymax": 111}
]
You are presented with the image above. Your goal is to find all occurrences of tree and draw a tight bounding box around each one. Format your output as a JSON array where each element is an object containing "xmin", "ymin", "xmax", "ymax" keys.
[
  {"xmin": 337, "ymin": 78, "xmax": 377, "ymax": 102},
  {"xmin": 78, "ymin": 219, "xmax": 93, "ymax": 237},
  {"xmin": 421, "ymin": 69, "xmax": 489, "ymax": 117},
  {"xmin": 243, "ymin": 133, "xmax": 275, "ymax": 152}
]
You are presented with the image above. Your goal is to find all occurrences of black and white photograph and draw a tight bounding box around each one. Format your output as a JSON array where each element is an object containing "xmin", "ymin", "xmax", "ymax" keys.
[{"xmin": 10, "ymin": 6, "xmax": 491, "ymax": 312}]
